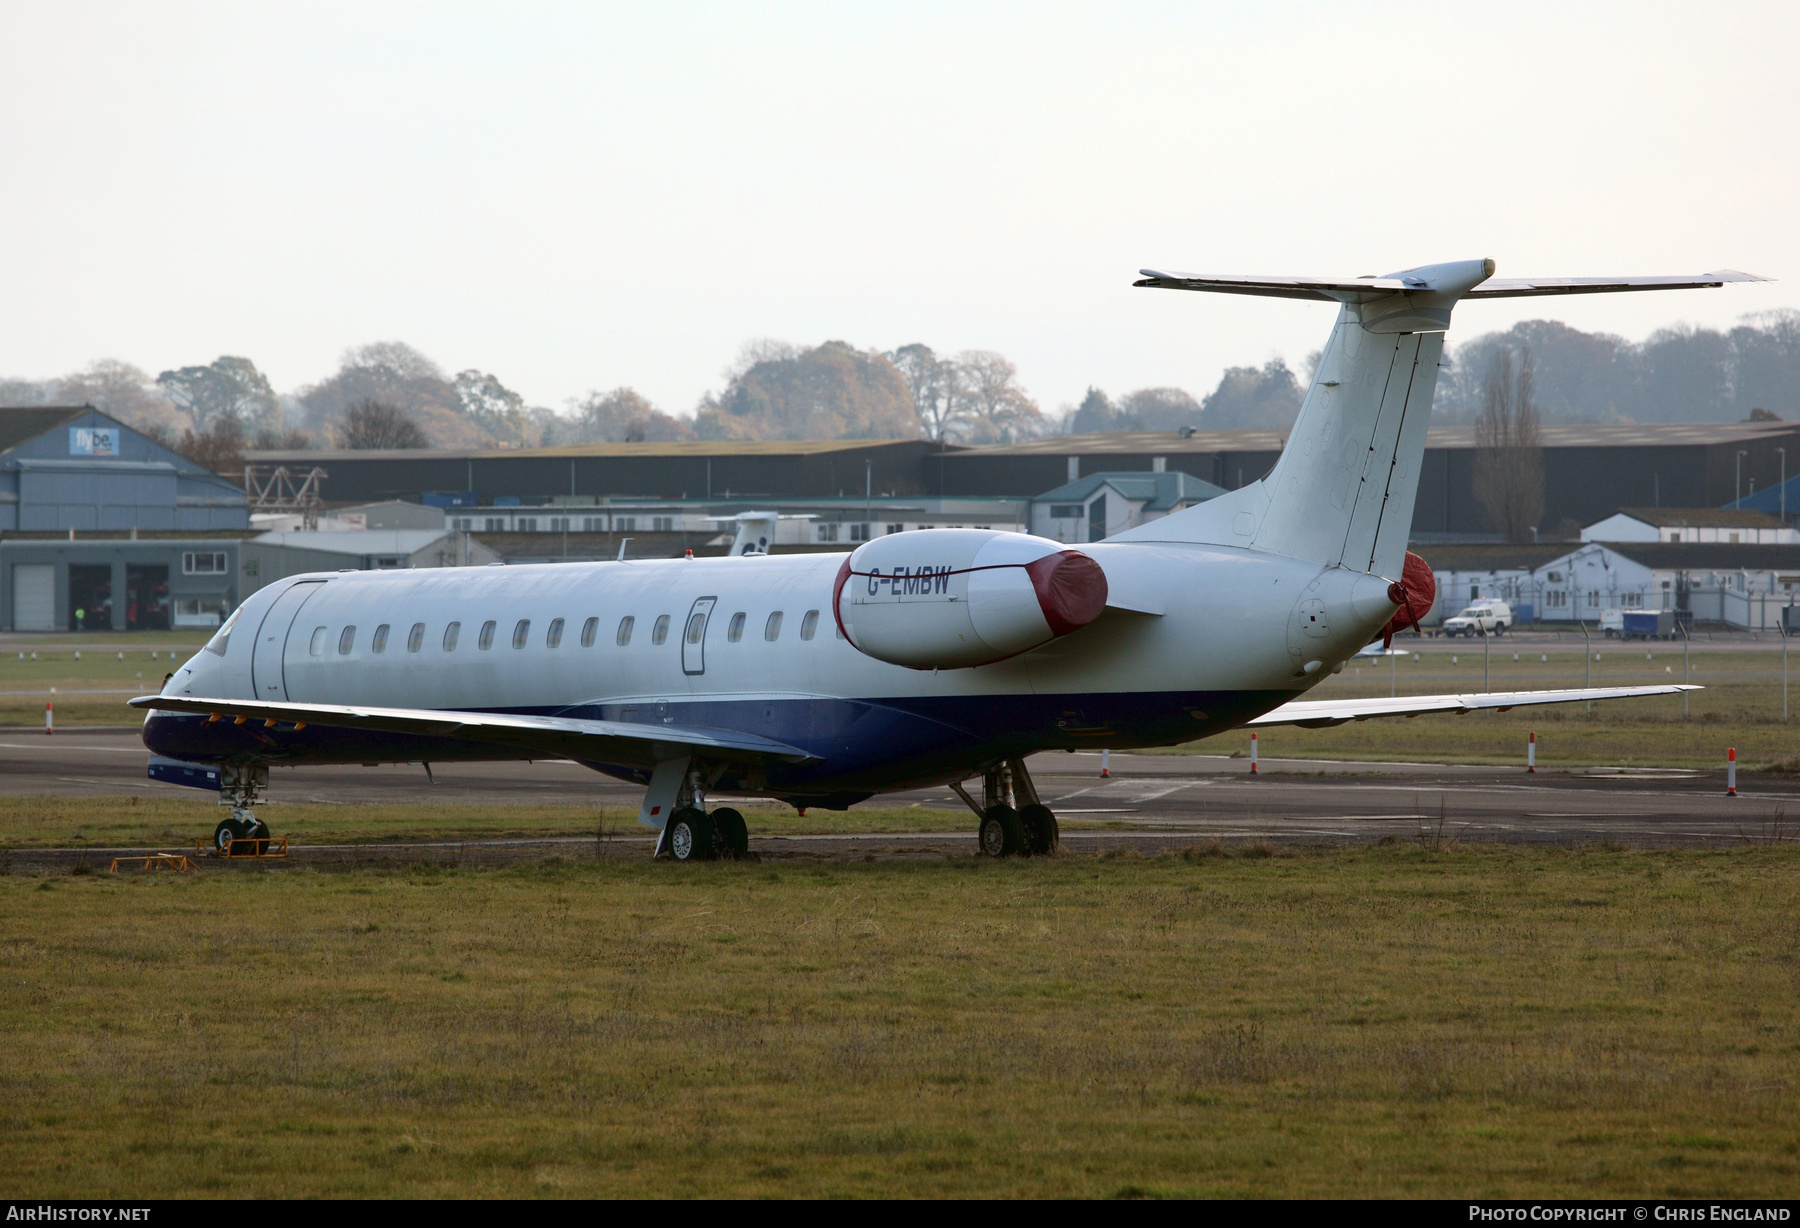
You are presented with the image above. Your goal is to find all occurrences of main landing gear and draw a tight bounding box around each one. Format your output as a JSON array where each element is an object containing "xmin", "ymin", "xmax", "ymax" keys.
[
  {"xmin": 665, "ymin": 805, "xmax": 750, "ymax": 862},
  {"xmin": 213, "ymin": 763, "xmax": 272, "ymax": 854},
  {"xmin": 654, "ymin": 767, "xmax": 752, "ymax": 862},
  {"xmin": 953, "ymin": 758, "xmax": 1059, "ymax": 859}
]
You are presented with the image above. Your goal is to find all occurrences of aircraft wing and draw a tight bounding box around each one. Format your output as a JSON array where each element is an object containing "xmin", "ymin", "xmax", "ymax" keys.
[
  {"xmin": 127, "ymin": 695, "xmax": 820, "ymax": 765},
  {"xmin": 1246, "ymin": 685, "xmax": 1700, "ymax": 729},
  {"xmin": 1465, "ymin": 271, "xmax": 1770, "ymax": 298}
]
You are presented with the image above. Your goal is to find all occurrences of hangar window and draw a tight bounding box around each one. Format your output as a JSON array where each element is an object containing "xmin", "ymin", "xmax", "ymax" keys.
[
  {"xmin": 886, "ymin": 524, "xmax": 904, "ymax": 535},
  {"xmin": 765, "ymin": 611, "xmax": 783, "ymax": 641},
  {"xmin": 580, "ymin": 617, "xmax": 599, "ymax": 647},
  {"xmin": 817, "ymin": 523, "xmax": 839, "ymax": 543},
  {"xmin": 615, "ymin": 517, "xmax": 636, "ymax": 532},
  {"xmin": 653, "ymin": 516, "xmax": 674, "ymax": 532},
  {"xmin": 478, "ymin": 620, "xmax": 497, "ymax": 651},
  {"xmin": 1050, "ymin": 505, "xmax": 1081, "ymax": 519},
  {"xmin": 549, "ymin": 517, "xmax": 570, "ymax": 533},
  {"xmin": 309, "ymin": 626, "xmax": 327, "ymax": 656},
  {"xmin": 546, "ymin": 617, "xmax": 564, "ymax": 649},
  {"xmin": 183, "ymin": 551, "xmax": 228, "ymax": 575},
  {"xmin": 849, "ymin": 524, "xmax": 869, "ymax": 542},
  {"xmin": 727, "ymin": 612, "xmax": 746, "ymax": 642},
  {"xmin": 485, "ymin": 517, "xmax": 506, "ymax": 532},
  {"xmin": 512, "ymin": 619, "xmax": 531, "ymax": 649},
  {"xmin": 517, "ymin": 518, "xmax": 539, "ymax": 533},
  {"xmin": 443, "ymin": 621, "xmax": 461, "ymax": 651},
  {"xmin": 583, "ymin": 517, "xmax": 604, "ymax": 532},
  {"xmin": 651, "ymin": 615, "xmax": 670, "ymax": 645},
  {"xmin": 371, "ymin": 624, "xmax": 390, "ymax": 654},
  {"xmin": 800, "ymin": 609, "xmax": 819, "ymax": 641},
  {"xmin": 338, "ymin": 626, "xmax": 356, "ymax": 655},
  {"xmin": 615, "ymin": 616, "xmax": 634, "ymax": 646},
  {"xmin": 407, "ymin": 623, "xmax": 425, "ymax": 653}
]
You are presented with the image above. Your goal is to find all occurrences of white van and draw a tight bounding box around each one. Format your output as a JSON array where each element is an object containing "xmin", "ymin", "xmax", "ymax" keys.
[{"xmin": 1440, "ymin": 599, "xmax": 1512, "ymax": 637}]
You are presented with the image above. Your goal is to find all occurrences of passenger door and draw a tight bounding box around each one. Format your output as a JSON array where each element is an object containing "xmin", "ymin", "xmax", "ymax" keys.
[
  {"xmin": 681, "ymin": 596, "xmax": 716, "ymax": 676},
  {"xmin": 250, "ymin": 580, "xmax": 325, "ymax": 701}
]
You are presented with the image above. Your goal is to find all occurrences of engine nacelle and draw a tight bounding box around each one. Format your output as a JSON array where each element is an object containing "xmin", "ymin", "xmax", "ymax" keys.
[{"xmin": 834, "ymin": 529, "xmax": 1108, "ymax": 669}]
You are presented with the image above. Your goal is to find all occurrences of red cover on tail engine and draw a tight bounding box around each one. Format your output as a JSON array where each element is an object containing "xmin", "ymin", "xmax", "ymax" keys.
[{"xmin": 1376, "ymin": 551, "xmax": 1434, "ymax": 648}]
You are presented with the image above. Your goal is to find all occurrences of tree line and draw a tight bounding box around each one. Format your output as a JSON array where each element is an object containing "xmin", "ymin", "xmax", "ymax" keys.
[{"xmin": 4, "ymin": 309, "xmax": 1791, "ymax": 476}]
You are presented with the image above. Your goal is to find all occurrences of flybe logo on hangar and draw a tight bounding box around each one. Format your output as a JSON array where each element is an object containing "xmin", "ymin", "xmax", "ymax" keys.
[{"xmin": 861, "ymin": 565, "xmax": 956, "ymax": 597}]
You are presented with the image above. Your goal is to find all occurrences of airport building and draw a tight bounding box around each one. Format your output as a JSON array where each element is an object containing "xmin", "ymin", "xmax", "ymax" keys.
[
  {"xmin": 1415, "ymin": 540, "xmax": 1800, "ymax": 631},
  {"xmin": 248, "ymin": 419, "xmax": 1800, "ymax": 542},
  {"xmin": 1, "ymin": 406, "xmax": 252, "ymax": 632}
]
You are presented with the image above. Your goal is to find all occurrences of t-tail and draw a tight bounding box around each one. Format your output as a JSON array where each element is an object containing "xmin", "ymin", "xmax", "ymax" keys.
[{"xmin": 1110, "ymin": 259, "xmax": 1769, "ymax": 581}]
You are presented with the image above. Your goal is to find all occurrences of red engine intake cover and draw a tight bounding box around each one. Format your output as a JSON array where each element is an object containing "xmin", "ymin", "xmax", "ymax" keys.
[{"xmin": 1376, "ymin": 550, "xmax": 1435, "ymax": 647}]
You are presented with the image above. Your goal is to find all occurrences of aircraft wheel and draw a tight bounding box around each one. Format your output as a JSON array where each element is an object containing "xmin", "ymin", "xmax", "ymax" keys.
[
  {"xmin": 213, "ymin": 818, "xmax": 241, "ymax": 853},
  {"xmin": 1019, "ymin": 804, "xmax": 1059, "ymax": 856},
  {"xmin": 667, "ymin": 808, "xmax": 715, "ymax": 862},
  {"xmin": 979, "ymin": 805, "xmax": 1024, "ymax": 858},
  {"xmin": 712, "ymin": 807, "xmax": 749, "ymax": 859}
]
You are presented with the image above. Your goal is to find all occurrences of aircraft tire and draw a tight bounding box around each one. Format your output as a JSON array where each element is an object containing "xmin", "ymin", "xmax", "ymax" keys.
[
  {"xmin": 712, "ymin": 807, "xmax": 749, "ymax": 858},
  {"xmin": 979, "ymin": 806, "xmax": 1024, "ymax": 858},
  {"xmin": 213, "ymin": 818, "xmax": 241, "ymax": 853},
  {"xmin": 667, "ymin": 808, "xmax": 716, "ymax": 862},
  {"xmin": 1019, "ymin": 804, "xmax": 1059, "ymax": 856}
]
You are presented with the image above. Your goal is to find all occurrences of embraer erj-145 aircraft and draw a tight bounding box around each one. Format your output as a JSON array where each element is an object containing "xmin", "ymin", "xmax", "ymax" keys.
[{"xmin": 136, "ymin": 259, "xmax": 1766, "ymax": 860}]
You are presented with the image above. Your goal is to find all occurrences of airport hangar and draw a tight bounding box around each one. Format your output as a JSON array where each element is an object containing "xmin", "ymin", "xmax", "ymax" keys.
[{"xmin": 249, "ymin": 418, "xmax": 1800, "ymax": 541}]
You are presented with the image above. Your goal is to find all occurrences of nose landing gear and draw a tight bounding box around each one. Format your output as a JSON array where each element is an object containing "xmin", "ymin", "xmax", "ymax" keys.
[{"xmin": 213, "ymin": 763, "xmax": 272, "ymax": 855}]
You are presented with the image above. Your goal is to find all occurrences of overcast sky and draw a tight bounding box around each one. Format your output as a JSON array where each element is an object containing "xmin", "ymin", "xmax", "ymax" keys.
[{"xmin": 1, "ymin": 2, "xmax": 1794, "ymax": 419}]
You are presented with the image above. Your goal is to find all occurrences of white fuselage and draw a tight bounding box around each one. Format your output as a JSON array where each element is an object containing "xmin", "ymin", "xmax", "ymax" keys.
[{"xmin": 151, "ymin": 541, "xmax": 1393, "ymax": 802}]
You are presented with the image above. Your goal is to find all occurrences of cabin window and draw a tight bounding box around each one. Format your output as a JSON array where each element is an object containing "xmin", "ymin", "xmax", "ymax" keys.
[
  {"xmin": 616, "ymin": 616, "xmax": 635, "ymax": 646},
  {"xmin": 580, "ymin": 617, "xmax": 598, "ymax": 648},
  {"xmin": 478, "ymin": 620, "xmax": 497, "ymax": 651},
  {"xmin": 337, "ymin": 626, "xmax": 356, "ymax": 655},
  {"xmin": 764, "ymin": 611, "xmax": 783, "ymax": 641},
  {"xmin": 407, "ymin": 623, "xmax": 425, "ymax": 653},
  {"xmin": 652, "ymin": 614, "xmax": 670, "ymax": 645},
  {"xmin": 371, "ymin": 624, "xmax": 390, "ymax": 654},
  {"xmin": 800, "ymin": 609, "xmax": 819, "ymax": 640},
  {"xmin": 727, "ymin": 612, "xmax": 746, "ymax": 642},
  {"xmin": 443, "ymin": 621, "xmax": 461, "ymax": 651},
  {"xmin": 546, "ymin": 617, "xmax": 564, "ymax": 649},
  {"xmin": 512, "ymin": 619, "xmax": 531, "ymax": 649},
  {"xmin": 685, "ymin": 612, "xmax": 706, "ymax": 644},
  {"xmin": 309, "ymin": 626, "xmax": 327, "ymax": 656}
]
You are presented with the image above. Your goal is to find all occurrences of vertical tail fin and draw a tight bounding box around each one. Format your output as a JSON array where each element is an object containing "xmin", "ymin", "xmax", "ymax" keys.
[
  {"xmin": 1113, "ymin": 257, "xmax": 1761, "ymax": 577},
  {"xmin": 1110, "ymin": 258, "xmax": 1488, "ymax": 579}
]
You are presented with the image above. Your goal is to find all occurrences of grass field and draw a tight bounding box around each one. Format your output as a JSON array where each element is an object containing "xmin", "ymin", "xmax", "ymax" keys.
[
  {"xmin": 0, "ymin": 634, "xmax": 202, "ymax": 727},
  {"xmin": 0, "ymin": 796, "xmax": 976, "ymax": 850},
  {"xmin": 1177, "ymin": 643, "xmax": 1800, "ymax": 770},
  {"xmin": 2, "ymin": 845, "xmax": 1796, "ymax": 1197}
]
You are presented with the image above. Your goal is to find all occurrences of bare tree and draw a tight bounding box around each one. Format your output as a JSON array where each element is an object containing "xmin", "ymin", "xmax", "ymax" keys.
[
  {"xmin": 1472, "ymin": 346, "xmax": 1546, "ymax": 544},
  {"xmin": 339, "ymin": 399, "xmax": 428, "ymax": 449},
  {"xmin": 889, "ymin": 344, "xmax": 966, "ymax": 441},
  {"xmin": 955, "ymin": 350, "xmax": 1041, "ymax": 443}
]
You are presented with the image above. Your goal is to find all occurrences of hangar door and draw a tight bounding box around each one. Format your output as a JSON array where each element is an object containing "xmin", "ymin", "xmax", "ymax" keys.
[{"xmin": 11, "ymin": 565, "xmax": 54, "ymax": 632}]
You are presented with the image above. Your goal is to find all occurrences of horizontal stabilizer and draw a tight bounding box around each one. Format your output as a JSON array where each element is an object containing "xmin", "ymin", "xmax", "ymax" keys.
[
  {"xmin": 1467, "ymin": 271, "xmax": 1770, "ymax": 297},
  {"xmin": 1136, "ymin": 267, "xmax": 1770, "ymax": 302},
  {"xmin": 1247, "ymin": 684, "xmax": 1700, "ymax": 729},
  {"xmin": 130, "ymin": 695, "xmax": 820, "ymax": 765}
]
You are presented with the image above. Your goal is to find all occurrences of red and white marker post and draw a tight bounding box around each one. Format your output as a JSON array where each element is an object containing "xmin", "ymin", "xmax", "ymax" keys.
[
  {"xmin": 1727, "ymin": 746, "xmax": 1737, "ymax": 796},
  {"xmin": 1100, "ymin": 749, "xmax": 1110, "ymax": 779},
  {"xmin": 45, "ymin": 698, "xmax": 53, "ymax": 735},
  {"xmin": 1527, "ymin": 731, "xmax": 1536, "ymax": 773},
  {"xmin": 1249, "ymin": 731, "xmax": 1259, "ymax": 775}
]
